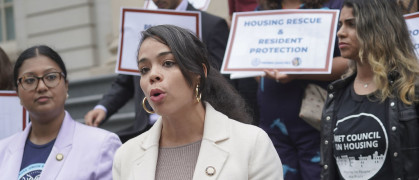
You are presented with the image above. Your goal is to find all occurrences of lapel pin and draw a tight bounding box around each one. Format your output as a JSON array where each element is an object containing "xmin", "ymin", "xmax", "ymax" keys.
[
  {"xmin": 56, "ymin": 153, "xmax": 64, "ymax": 161},
  {"xmin": 205, "ymin": 166, "xmax": 216, "ymax": 176}
]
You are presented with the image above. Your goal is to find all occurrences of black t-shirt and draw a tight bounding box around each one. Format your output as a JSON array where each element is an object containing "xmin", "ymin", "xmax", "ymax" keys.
[{"xmin": 333, "ymin": 82, "xmax": 393, "ymax": 179}]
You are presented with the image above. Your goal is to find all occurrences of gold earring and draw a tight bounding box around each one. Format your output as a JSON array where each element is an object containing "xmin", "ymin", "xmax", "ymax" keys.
[
  {"xmin": 196, "ymin": 84, "xmax": 202, "ymax": 103},
  {"xmin": 142, "ymin": 97, "xmax": 155, "ymax": 114}
]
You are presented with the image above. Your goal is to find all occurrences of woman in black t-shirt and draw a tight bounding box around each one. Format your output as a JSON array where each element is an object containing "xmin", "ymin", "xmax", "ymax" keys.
[{"xmin": 320, "ymin": 0, "xmax": 419, "ymax": 179}]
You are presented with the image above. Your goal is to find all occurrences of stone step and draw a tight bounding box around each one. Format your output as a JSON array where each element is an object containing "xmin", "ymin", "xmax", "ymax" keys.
[
  {"xmin": 65, "ymin": 94, "xmax": 135, "ymax": 121},
  {"xmin": 68, "ymin": 74, "xmax": 116, "ymax": 98},
  {"xmin": 65, "ymin": 74, "xmax": 135, "ymax": 133}
]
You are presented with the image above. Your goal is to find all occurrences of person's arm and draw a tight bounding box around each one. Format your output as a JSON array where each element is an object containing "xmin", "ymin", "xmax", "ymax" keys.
[
  {"xmin": 85, "ymin": 105, "xmax": 107, "ymax": 126},
  {"xmin": 249, "ymin": 129, "xmax": 284, "ymax": 179},
  {"xmin": 264, "ymin": 56, "xmax": 349, "ymax": 83},
  {"xmin": 112, "ymin": 142, "xmax": 126, "ymax": 180},
  {"xmin": 85, "ymin": 74, "xmax": 135, "ymax": 126},
  {"xmin": 206, "ymin": 17, "xmax": 229, "ymax": 70},
  {"xmin": 94, "ymin": 133, "xmax": 121, "ymax": 179}
]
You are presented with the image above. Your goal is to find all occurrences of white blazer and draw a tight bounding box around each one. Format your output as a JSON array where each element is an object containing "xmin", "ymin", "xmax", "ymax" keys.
[{"xmin": 113, "ymin": 102, "xmax": 283, "ymax": 180}]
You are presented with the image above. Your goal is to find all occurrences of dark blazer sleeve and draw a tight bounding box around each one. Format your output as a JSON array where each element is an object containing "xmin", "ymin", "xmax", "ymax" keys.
[
  {"xmin": 98, "ymin": 74, "xmax": 149, "ymax": 141},
  {"xmin": 187, "ymin": 4, "xmax": 229, "ymax": 70},
  {"xmin": 204, "ymin": 16, "xmax": 229, "ymax": 70},
  {"xmin": 98, "ymin": 74, "xmax": 135, "ymax": 120}
]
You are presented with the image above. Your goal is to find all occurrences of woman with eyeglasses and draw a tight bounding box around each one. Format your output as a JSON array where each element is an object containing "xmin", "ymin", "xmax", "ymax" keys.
[{"xmin": 0, "ymin": 45, "xmax": 121, "ymax": 179}]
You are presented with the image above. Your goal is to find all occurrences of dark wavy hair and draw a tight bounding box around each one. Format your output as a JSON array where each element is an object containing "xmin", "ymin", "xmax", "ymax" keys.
[
  {"xmin": 14, "ymin": 45, "xmax": 68, "ymax": 89},
  {"xmin": 138, "ymin": 25, "xmax": 252, "ymax": 124},
  {"xmin": 0, "ymin": 47, "xmax": 13, "ymax": 90}
]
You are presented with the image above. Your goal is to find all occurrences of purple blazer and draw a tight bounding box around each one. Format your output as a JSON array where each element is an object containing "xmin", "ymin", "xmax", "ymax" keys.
[{"xmin": 0, "ymin": 111, "xmax": 121, "ymax": 179}]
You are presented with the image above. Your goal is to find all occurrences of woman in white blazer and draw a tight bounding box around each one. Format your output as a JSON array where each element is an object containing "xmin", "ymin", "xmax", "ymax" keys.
[{"xmin": 112, "ymin": 25, "xmax": 283, "ymax": 180}]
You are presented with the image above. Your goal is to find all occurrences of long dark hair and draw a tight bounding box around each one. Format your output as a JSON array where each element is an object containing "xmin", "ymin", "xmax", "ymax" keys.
[
  {"xmin": 0, "ymin": 47, "xmax": 13, "ymax": 90},
  {"xmin": 14, "ymin": 45, "xmax": 68, "ymax": 88},
  {"xmin": 342, "ymin": 0, "xmax": 419, "ymax": 104},
  {"xmin": 138, "ymin": 25, "xmax": 252, "ymax": 124}
]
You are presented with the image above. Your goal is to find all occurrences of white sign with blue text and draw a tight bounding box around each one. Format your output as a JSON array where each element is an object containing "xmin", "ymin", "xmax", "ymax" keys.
[
  {"xmin": 405, "ymin": 12, "xmax": 419, "ymax": 60},
  {"xmin": 222, "ymin": 9, "xmax": 339, "ymax": 75},
  {"xmin": 116, "ymin": 8, "xmax": 201, "ymax": 76}
]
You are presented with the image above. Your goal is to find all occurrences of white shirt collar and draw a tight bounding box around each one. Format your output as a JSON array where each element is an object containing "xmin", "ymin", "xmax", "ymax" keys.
[{"xmin": 175, "ymin": 0, "xmax": 188, "ymax": 11}]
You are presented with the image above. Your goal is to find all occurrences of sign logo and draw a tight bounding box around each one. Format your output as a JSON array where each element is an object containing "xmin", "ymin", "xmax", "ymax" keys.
[{"xmin": 292, "ymin": 57, "xmax": 301, "ymax": 66}]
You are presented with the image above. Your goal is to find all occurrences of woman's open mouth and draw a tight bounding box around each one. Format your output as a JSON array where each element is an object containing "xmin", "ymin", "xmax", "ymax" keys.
[{"xmin": 150, "ymin": 89, "xmax": 166, "ymax": 103}]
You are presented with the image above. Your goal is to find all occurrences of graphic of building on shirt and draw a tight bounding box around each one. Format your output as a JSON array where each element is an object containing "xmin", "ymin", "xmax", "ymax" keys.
[{"xmin": 336, "ymin": 151, "xmax": 385, "ymax": 168}]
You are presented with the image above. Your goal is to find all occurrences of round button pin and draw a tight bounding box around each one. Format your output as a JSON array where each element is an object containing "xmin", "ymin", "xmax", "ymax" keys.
[
  {"xmin": 56, "ymin": 153, "xmax": 64, "ymax": 161},
  {"xmin": 205, "ymin": 166, "xmax": 216, "ymax": 176}
]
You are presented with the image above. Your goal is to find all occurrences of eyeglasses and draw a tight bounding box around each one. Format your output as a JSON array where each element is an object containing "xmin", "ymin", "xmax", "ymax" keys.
[{"xmin": 17, "ymin": 72, "xmax": 65, "ymax": 90}]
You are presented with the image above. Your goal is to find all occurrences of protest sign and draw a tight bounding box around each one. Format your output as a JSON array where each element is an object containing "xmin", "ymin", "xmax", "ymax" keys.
[
  {"xmin": 0, "ymin": 91, "xmax": 28, "ymax": 140},
  {"xmin": 222, "ymin": 9, "xmax": 339, "ymax": 76},
  {"xmin": 116, "ymin": 8, "xmax": 201, "ymax": 75},
  {"xmin": 405, "ymin": 12, "xmax": 419, "ymax": 59}
]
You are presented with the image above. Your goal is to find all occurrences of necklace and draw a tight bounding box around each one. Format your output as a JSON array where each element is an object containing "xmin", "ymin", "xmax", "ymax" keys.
[{"xmin": 355, "ymin": 79, "xmax": 372, "ymax": 88}]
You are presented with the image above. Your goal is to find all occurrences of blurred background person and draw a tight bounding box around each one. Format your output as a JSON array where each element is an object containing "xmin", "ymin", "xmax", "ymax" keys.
[
  {"xmin": 323, "ymin": 0, "xmax": 344, "ymax": 9},
  {"xmin": 321, "ymin": 0, "xmax": 419, "ymax": 179},
  {"xmin": 0, "ymin": 47, "xmax": 14, "ymax": 90},
  {"xmin": 397, "ymin": 0, "xmax": 418, "ymax": 14},
  {"xmin": 112, "ymin": 24, "xmax": 283, "ymax": 180},
  {"xmin": 0, "ymin": 45, "xmax": 121, "ymax": 179},
  {"xmin": 228, "ymin": 0, "xmax": 261, "ymax": 125},
  {"xmin": 228, "ymin": 0, "xmax": 258, "ymax": 23},
  {"xmin": 256, "ymin": 0, "xmax": 348, "ymax": 179},
  {"xmin": 229, "ymin": 0, "xmax": 258, "ymax": 16}
]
